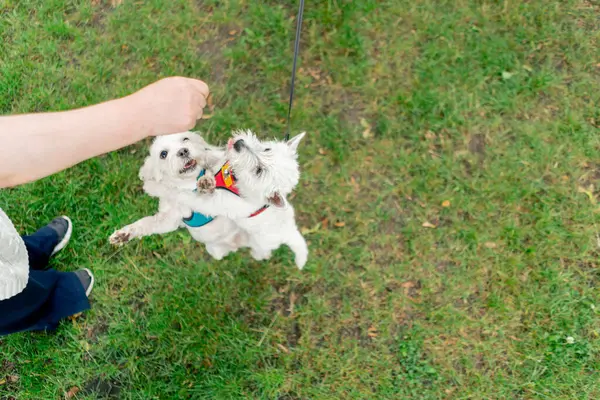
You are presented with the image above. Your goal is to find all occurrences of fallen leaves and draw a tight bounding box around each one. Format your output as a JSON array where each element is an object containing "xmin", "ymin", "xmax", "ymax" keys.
[
  {"xmin": 484, "ymin": 242, "xmax": 498, "ymax": 249},
  {"xmin": 360, "ymin": 118, "xmax": 373, "ymax": 139},
  {"xmin": 276, "ymin": 343, "xmax": 290, "ymax": 353},
  {"xmin": 367, "ymin": 326, "xmax": 378, "ymax": 338},
  {"xmin": 441, "ymin": 200, "xmax": 451, "ymax": 207},
  {"xmin": 400, "ymin": 280, "xmax": 422, "ymax": 299},
  {"xmin": 422, "ymin": 221, "xmax": 436, "ymax": 229},
  {"xmin": 300, "ymin": 224, "xmax": 320, "ymax": 235},
  {"xmin": 578, "ymin": 184, "xmax": 596, "ymax": 204},
  {"xmin": 66, "ymin": 386, "xmax": 80, "ymax": 399},
  {"xmin": 401, "ymin": 281, "xmax": 418, "ymax": 289},
  {"xmin": 288, "ymin": 291, "xmax": 298, "ymax": 316},
  {"xmin": 350, "ymin": 176, "xmax": 360, "ymax": 193},
  {"xmin": 301, "ymin": 217, "xmax": 344, "ymax": 235},
  {"xmin": 501, "ymin": 71, "xmax": 514, "ymax": 80},
  {"xmin": 0, "ymin": 375, "xmax": 19, "ymax": 385}
]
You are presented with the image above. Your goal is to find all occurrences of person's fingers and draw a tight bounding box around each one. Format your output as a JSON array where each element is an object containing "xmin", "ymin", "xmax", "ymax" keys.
[
  {"xmin": 189, "ymin": 79, "xmax": 210, "ymax": 98},
  {"xmin": 195, "ymin": 94, "xmax": 207, "ymax": 120}
]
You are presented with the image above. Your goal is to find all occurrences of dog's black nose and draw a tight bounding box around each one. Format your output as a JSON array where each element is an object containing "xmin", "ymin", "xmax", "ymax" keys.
[
  {"xmin": 177, "ymin": 148, "xmax": 189, "ymax": 158},
  {"xmin": 233, "ymin": 139, "xmax": 245, "ymax": 152}
]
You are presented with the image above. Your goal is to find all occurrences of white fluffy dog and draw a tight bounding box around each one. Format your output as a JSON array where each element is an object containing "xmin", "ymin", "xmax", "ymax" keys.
[
  {"xmin": 169, "ymin": 130, "xmax": 309, "ymax": 269},
  {"xmin": 109, "ymin": 132, "xmax": 248, "ymax": 260}
]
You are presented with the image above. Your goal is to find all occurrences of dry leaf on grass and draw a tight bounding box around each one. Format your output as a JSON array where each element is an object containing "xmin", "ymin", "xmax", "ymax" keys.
[
  {"xmin": 442, "ymin": 200, "xmax": 451, "ymax": 207},
  {"xmin": 350, "ymin": 176, "xmax": 360, "ymax": 193},
  {"xmin": 578, "ymin": 185, "xmax": 597, "ymax": 204},
  {"xmin": 334, "ymin": 221, "xmax": 345, "ymax": 227},
  {"xmin": 422, "ymin": 221, "xmax": 436, "ymax": 228},
  {"xmin": 301, "ymin": 223, "xmax": 321, "ymax": 235},
  {"xmin": 484, "ymin": 242, "xmax": 497, "ymax": 249},
  {"xmin": 360, "ymin": 118, "xmax": 372, "ymax": 139},
  {"xmin": 367, "ymin": 326, "xmax": 378, "ymax": 338},
  {"xmin": 276, "ymin": 343, "xmax": 290, "ymax": 353},
  {"xmin": 400, "ymin": 281, "xmax": 417, "ymax": 289},
  {"xmin": 288, "ymin": 292, "xmax": 298, "ymax": 316},
  {"xmin": 66, "ymin": 386, "xmax": 80, "ymax": 399}
]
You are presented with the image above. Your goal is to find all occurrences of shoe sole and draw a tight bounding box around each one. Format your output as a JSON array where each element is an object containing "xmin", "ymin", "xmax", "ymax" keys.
[
  {"xmin": 82, "ymin": 268, "xmax": 95, "ymax": 297},
  {"xmin": 50, "ymin": 216, "xmax": 73, "ymax": 256}
]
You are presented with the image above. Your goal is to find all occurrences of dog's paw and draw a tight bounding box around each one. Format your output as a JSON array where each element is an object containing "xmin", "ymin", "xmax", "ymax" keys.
[
  {"xmin": 196, "ymin": 176, "xmax": 216, "ymax": 193},
  {"xmin": 109, "ymin": 230, "xmax": 131, "ymax": 245},
  {"xmin": 251, "ymin": 248, "xmax": 272, "ymax": 261}
]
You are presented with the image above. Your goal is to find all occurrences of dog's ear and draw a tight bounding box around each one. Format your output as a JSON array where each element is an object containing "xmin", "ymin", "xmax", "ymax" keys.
[
  {"xmin": 139, "ymin": 156, "xmax": 162, "ymax": 182},
  {"xmin": 287, "ymin": 131, "xmax": 306, "ymax": 153},
  {"xmin": 267, "ymin": 191, "xmax": 287, "ymax": 208}
]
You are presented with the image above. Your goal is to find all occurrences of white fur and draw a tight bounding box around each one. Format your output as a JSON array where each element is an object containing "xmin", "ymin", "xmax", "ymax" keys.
[
  {"xmin": 169, "ymin": 130, "xmax": 309, "ymax": 269},
  {"xmin": 109, "ymin": 132, "xmax": 248, "ymax": 260}
]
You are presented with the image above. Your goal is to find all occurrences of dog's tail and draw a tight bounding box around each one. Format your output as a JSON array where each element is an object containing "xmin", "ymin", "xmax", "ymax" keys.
[{"xmin": 286, "ymin": 228, "xmax": 308, "ymax": 269}]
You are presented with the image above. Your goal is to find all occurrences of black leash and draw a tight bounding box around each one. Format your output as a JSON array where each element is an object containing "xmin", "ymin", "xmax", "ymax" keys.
[{"xmin": 285, "ymin": 0, "xmax": 305, "ymax": 141}]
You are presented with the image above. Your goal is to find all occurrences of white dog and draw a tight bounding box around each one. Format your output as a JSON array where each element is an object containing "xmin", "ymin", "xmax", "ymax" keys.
[
  {"xmin": 109, "ymin": 132, "xmax": 248, "ymax": 260},
  {"xmin": 166, "ymin": 130, "xmax": 309, "ymax": 269}
]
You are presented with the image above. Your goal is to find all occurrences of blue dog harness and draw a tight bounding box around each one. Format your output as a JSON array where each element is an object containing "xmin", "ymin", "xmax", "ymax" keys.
[{"xmin": 182, "ymin": 169, "xmax": 214, "ymax": 228}]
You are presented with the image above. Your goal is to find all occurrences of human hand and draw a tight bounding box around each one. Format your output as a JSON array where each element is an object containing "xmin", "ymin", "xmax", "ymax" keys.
[{"xmin": 127, "ymin": 77, "xmax": 210, "ymax": 136}]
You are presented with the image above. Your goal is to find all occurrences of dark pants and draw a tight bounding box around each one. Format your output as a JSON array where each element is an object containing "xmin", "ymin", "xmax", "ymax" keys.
[{"xmin": 0, "ymin": 225, "xmax": 90, "ymax": 336}]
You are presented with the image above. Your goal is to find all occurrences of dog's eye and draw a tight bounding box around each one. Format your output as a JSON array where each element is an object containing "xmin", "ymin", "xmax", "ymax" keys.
[
  {"xmin": 255, "ymin": 166, "xmax": 263, "ymax": 176},
  {"xmin": 264, "ymin": 148, "xmax": 271, "ymax": 152},
  {"xmin": 160, "ymin": 150, "xmax": 168, "ymax": 159},
  {"xmin": 183, "ymin": 138, "xmax": 190, "ymax": 142}
]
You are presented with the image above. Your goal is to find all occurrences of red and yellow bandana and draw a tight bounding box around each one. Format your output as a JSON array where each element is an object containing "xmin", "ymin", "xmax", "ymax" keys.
[{"xmin": 213, "ymin": 161, "xmax": 268, "ymax": 218}]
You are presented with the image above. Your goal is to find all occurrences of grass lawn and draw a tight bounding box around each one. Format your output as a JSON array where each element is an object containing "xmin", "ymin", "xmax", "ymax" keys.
[{"xmin": 1, "ymin": 0, "xmax": 600, "ymax": 398}]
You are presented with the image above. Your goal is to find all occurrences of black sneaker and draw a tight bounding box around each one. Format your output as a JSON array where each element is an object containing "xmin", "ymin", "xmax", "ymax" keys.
[
  {"xmin": 74, "ymin": 268, "xmax": 95, "ymax": 297},
  {"xmin": 48, "ymin": 216, "xmax": 73, "ymax": 256}
]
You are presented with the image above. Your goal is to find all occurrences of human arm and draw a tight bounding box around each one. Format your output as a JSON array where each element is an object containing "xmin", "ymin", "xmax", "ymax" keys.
[{"xmin": 0, "ymin": 77, "xmax": 209, "ymax": 188}]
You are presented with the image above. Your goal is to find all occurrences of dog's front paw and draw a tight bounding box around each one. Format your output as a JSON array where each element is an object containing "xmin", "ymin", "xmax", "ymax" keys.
[
  {"xmin": 109, "ymin": 230, "xmax": 132, "ymax": 245},
  {"xmin": 197, "ymin": 176, "xmax": 216, "ymax": 193}
]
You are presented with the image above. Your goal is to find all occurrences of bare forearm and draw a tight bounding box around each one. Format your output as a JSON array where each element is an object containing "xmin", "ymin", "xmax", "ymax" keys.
[
  {"xmin": 0, "ymin": 96, "xmax": 147, "ymax": 187},
  {"xmin": 0, "ymin": 76, "xmax": 210, "ymax": 188}
]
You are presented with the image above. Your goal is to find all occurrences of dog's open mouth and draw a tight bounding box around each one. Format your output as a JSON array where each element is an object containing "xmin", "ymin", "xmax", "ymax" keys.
[{"xmin": 179, "ymin": 159, "xmax": 197, "ymax": 174}]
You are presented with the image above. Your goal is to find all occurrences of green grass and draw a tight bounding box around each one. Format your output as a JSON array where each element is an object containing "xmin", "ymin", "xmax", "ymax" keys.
[{"xmin": 1, "ymin": 0, "xmax": 600, "ymax": 398}]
